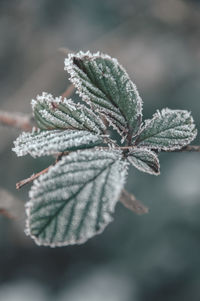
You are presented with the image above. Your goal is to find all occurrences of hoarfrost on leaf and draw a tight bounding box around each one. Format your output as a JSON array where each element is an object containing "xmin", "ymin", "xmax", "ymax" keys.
[
  {"xmin": 127, "ymin": 148, "xmax": 160, "ymax": 175},
  {"xmin": 32, "ymin": 92, "xmax": 106, "ymax": 134},
  {"xmin": 13, "ymin": 129, "xmax": 103, "ymax": 157},
  {"xmin": 64, "ymin": 51, "xmax": 143, "ymax": 138},
  {"xmin": 25, "ymin": 149, "xmax": 128, "ymax": 247},
  {"xmin": 135, "ymin": 109, "xmax": 197, "ymax": 150},
  {"xmin": 11, "ymin": 49, "xmax": 199, "ymax": 248}
]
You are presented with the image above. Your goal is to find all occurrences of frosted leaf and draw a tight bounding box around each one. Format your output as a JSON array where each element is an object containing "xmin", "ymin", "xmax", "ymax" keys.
[
  {"xmin": 25, "ymin": 149, "xmax": 128, "ymax": 247},
  {"xmin": 13, "ymin": 129, "xmax": 103, "ymax": 157},
  {"xmin": 32, "ymin": 92, "xmax": 106, "ymax": 134},
  {"xmin": 135, "ymin": 109, "xmax": 197, "ymax": 150},
  {"xmin": 127, "ymin": 148, "xmax": 160, "ymax": 175},
  {"xmin": 64, "ymin": 51, "xmax": 143, "ymax": 138}
]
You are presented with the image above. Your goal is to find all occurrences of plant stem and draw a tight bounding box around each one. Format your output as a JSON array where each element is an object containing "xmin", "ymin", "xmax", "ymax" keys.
[
  {"xmin": 0, "ymin": 84, "xmax": 74, "ymax": 131},
  {"xmin": 105, "ymin": 145, "xmax": 200, "ymax": 152},
  {"xmin": 61, "ymin": 84, "xmax": 75, "ymax": 99},
  {"xmin": 15, "ymin": 143, "xmax": 200, "ymax": 189},
  {"xmin": 1, "ymin": 103, "xmax": 199, "ymax": 214},
  {"xmin": 0, "ymin": 208, "xmax": 15, "ymax": 219},
  {"xmin": 16, "ymin": 166, "xmax": 148, "ymax": 215},
  {"xmin": 16, "ymin": 152, "xmax": 64, "ymax": 190},
  {"xmin": 0, "ymin": 111, "xmax": 33, "ymax": 131},
  {"xmin": 120, "ymin": 189, "xmax": 148, "ymax": 215},
  {"xmin": 165, "ymin": 145, "xmax": 200, "ymax": 152},
  {"xmin": 16, "ymin": 166, "xmax": 51, "ymax": 189}
]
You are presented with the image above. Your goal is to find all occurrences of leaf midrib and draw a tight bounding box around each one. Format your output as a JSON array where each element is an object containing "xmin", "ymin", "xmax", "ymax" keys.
[
  {"xmin": 138, "ymin": 116, "xmax": 191, "ymax": 142},
  {"xmin": 32, "ymin": 160, "xmax": 115, "ymax": 238}
]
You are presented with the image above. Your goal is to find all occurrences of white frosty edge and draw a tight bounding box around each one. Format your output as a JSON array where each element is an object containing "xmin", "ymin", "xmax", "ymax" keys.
[
  {"xmin": 12, "ymin": 129, "xmax": 103, "ymax": 158},
  {"xmin": 12, "ymin": 127, "xmax": 39, "ymax": 156},
  {"xmin": 127, "ymin": 147, "xmax": 160, "ymax": 176},
  {"xmin": 64, "ymin": 50, "xmax": 143, "ymax": 133},
  {"xmin": 136, "ymin": 108, "xmax": 197, "ymax": 151},
  {"xmin": 31, "ymin": 91, "xmax": 106, "ymax": 134},
  {"xmin": 25, "ymin": 149, "xmax": 129, "ymax": 247}
]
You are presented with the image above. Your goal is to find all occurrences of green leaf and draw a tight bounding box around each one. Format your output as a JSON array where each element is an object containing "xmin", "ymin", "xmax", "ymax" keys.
[
  {"xmin": 25, "ymin": 150, "xmax": 127, "ymax": 246},
  {"xmin": 32, "ymin": 93, "xmax": 106, "ymax": 134},
  {"xmin": 135, "ymin": 109, "xmax": 197, "ymax": 150},
  {"xmin": 127, "ymin": 148, "xmax": 160, "ymax": 175},
  {"xmin": 65, "ymin": 51, "xmax": 143, "ymax": 138},
  {"xmin": 13, "ymin": 129, "xmax": 103, "ymax": 158}
]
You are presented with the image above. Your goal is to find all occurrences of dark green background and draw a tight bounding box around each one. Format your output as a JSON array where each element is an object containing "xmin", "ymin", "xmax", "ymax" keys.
[{"xmin": 0, "ymin": 0, "xmax": 200, "ymax": 300}]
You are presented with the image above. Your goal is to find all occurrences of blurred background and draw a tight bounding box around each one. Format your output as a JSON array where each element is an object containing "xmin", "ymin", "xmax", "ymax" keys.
[{"xmin": 0, "ymin": 0, "xmax": 200, "ymax": 300}]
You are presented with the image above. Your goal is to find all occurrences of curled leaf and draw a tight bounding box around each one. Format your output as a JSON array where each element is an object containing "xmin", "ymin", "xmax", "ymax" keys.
[{"xmin": 127, "ymin": 148, "xmax": 160, "ymax": 175}]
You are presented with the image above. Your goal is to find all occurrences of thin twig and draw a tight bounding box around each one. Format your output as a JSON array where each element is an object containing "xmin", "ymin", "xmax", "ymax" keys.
[
  {"xmin": 120, "ymin": 189, "xmax": 149, "ymax": 215},
  {"xmin": 16, "ymin": 152, "xmax": 65, "ymax": 190},
  {"xmin": 16, "ymin": 164, "xmax": 148, "ymax": 216},
  {"xmin": 0, "ymin": 85, "xmax": 74, "ymax": 132},
  {"xmin": 0, "ymin": 208, "xmax": 15, "ymax": 219},
  {"xmin": 58, "ymin": 47, "xmax": 74, "ymax": 55},
  {"xmin": 61, "ymin": 84, "xmax": 75, "ymax": 99},
  {"xmin": 165, "ymin": 145, "xmax": 200, "ymax": 152},
  {"xmin": 1, "ymin": 106, "xmax": 198, "ymax": 208},
  {"xmin": 16, "ymin": 166, "xmax": 52, "ymax": 189},
  {"xmin": 0, "ymin": 111, "xmax": 33, "ymax": 131},
  {"xmin": 15, "ymin": 144, "xmax": 200, "ymax": 189},
  {"xmin": 1, "ymin": 111, "xmax": 198, "ymax": 153},
  {"xmin": 98, "ymin": 145, "xmax": 200, "ymax": 152}
]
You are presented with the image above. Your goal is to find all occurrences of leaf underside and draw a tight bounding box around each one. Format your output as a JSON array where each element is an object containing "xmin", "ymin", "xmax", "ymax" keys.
[
  {"xmin": 127, "ymin": 148, "xmax": 160, "ymax": 175},
  {"xmin": 65, "ymin": 51, "xmax": 143, "ymax": 138},
  {"xmin": 26, "ymin": 150, "xmax": 127, "ymax": 247},
  {"xmin": 136, "ymin": 109, "xmax": 197, "ymax": 150},
  {"xmin": 32, "ymin": 92, "xmax": 106, "ymax": 134},
  {"xmin": 13, "ymin": 129, "xmax": 103, "ymax": 157}
]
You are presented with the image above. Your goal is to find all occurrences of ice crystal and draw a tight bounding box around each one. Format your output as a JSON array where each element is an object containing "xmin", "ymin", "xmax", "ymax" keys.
[{"xmin": 25, "ymin": 150, "xmax": 128, "ymax": 247}]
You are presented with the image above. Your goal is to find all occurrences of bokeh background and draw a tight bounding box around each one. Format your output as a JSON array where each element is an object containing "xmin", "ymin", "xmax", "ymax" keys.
[{"xmin": 0, "ymin": 0, "xmax": 200, "ymax": 300}]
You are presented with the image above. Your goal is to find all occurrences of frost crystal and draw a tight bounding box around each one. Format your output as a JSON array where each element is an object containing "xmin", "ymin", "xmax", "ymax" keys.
[
  {"xmin": 32, "ymin": 92, "xmax": 106, "ymax": 134},
  {"xmin": 127, "ymin": 147, "xmax": 160, "ymax": 175},
  {"xmin": 64, "ymin": 51, "xmax": 143, "ymax": 138},
  {"xmin": 13, "ymin": 129, "xmax": 103, "ymax": 157},
  {"xmin": 25, "ymin": 149, "xmax": 128, "ymax": 247},
  {"xmin": 136, "ymin": 109, "xmax": 197, "ymax": 150}
]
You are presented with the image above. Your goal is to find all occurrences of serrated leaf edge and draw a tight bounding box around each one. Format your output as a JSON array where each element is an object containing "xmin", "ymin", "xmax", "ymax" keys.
[
  {"xmin": 64, "ymin": 50, "xmax": 143, "ymax": 138},
  {"xmin": 12, "ymin": 128, "xmax": 104, "ymax": 158},
  {"xmin": 136, "ymin": 108, "xmax": 197, "ymax": 150},
  {"xmin": 25, "ymin": 149, "xmax": 129, "ymax": 247},
  {"xmin": 32, "ymin": 92, "xmax": 106, "ymax": 134}
]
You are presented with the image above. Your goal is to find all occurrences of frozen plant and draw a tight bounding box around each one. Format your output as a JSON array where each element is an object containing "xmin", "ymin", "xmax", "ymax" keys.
[{"xmin": 12, "ymin": 51, "xmax": 197, "ymax": 247}]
